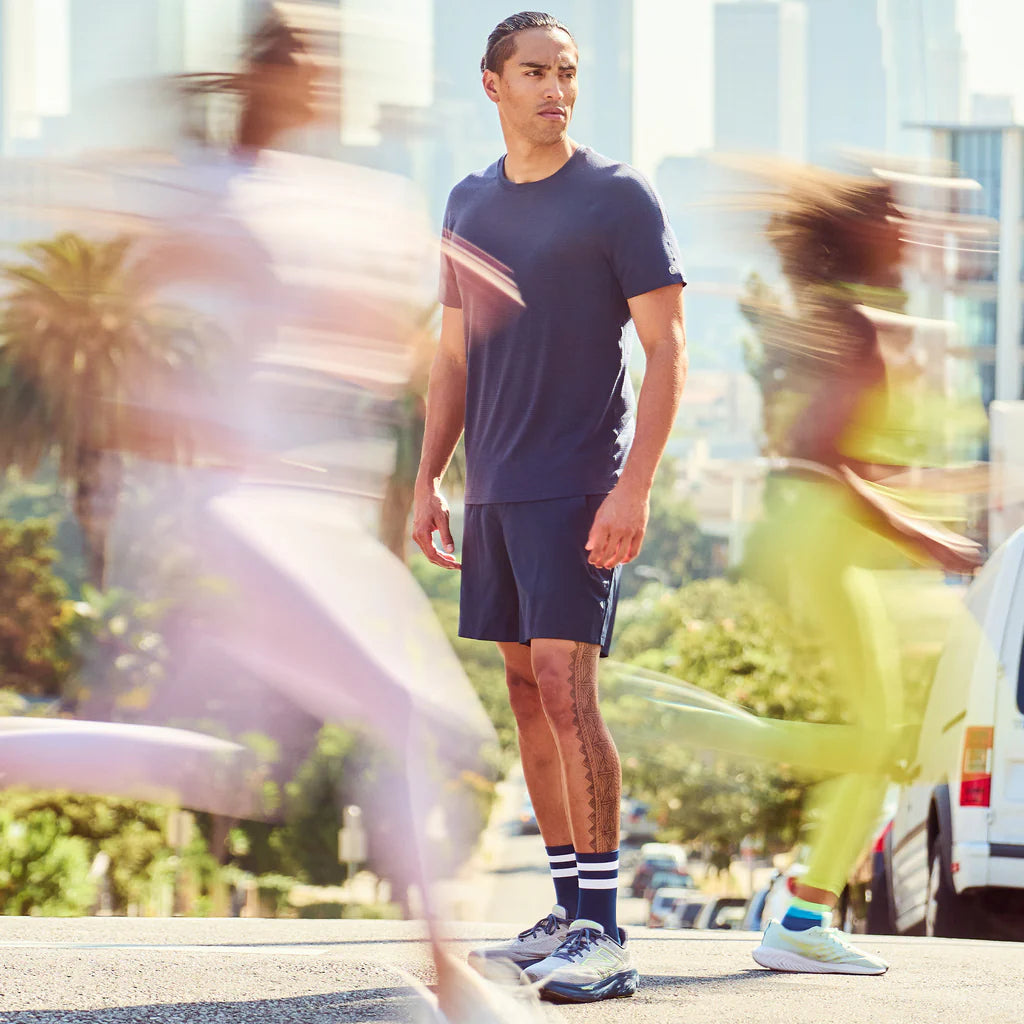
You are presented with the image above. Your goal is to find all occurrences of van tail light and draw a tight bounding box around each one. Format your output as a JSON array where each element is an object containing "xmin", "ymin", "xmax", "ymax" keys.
[
  {"xmin": 959, "ymin": 726, "xmax": 993, "ymax": 807},
  {"xmin": 872, "ymin": 820, "xmax": 893, "ymax": 855}
]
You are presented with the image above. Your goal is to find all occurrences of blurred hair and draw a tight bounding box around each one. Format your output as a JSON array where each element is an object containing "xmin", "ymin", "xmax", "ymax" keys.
[
  {"xmin": 735, "ymin": 164, "xmax": 905, "ymax": 378},
  {"xmin": 245, "ymin": 8, "xmax": 309, "ymax": 69},
  {"xmin": 767, "ymin": 170, "xmax": 898, "ymax": 288},
  {"xmin": 481, "ymin": 11, "xmax": 576, "ymax": 74}
]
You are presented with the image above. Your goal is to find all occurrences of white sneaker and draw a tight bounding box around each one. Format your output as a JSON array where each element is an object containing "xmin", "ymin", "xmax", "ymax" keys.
[
  {"xmin": 467, "ymin": 905, "xmax": 572, "ymax": 976},
  {"xmin": 521, "ymin": 919, "xmax": 639, "ymax": 1003},
  {"xmin": 752, "ymin": 920, "xmax": 889, "ymax": 975}
]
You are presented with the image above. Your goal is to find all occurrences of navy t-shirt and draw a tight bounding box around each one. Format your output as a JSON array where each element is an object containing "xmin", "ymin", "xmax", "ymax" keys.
[{"xmin": 440, "ymin": 145, "xmax": 685, "ymax": 504}]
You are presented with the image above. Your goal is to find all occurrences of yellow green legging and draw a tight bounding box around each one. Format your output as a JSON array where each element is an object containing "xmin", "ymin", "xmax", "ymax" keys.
[{"xmin": 742, "ymin": 474, "xmax": 914, "ymax": 895}]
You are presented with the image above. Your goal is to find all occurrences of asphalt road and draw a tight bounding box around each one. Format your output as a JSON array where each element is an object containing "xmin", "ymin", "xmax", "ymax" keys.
[
  {"xmin": 3, "ymin": 777, "xmax": 1020, "ymax": 1023},
  {"xmin": 0, "ymin": 916, "xmax": 1021, "ymax": 1024}
]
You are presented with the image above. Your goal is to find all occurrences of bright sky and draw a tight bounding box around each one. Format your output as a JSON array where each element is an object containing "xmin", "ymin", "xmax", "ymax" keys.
[
  {"xmin": 958, "ymin": 0, "xmax": 1023, "ymax": 110},
  {"xmin": 634, "ymin": 0, "xmax": 1024, "ymax": 177}
]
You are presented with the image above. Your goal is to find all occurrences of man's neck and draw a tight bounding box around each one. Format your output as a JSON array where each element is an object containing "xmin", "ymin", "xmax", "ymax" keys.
[{"xmin": 502, "ymin": 135, "xmax": 578, "ymax": 184}]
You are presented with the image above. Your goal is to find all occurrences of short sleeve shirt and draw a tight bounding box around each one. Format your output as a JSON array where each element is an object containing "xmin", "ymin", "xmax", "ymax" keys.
[{"xmin": 440, "ymin": 145, "xmax": 685, "ymax": 504}]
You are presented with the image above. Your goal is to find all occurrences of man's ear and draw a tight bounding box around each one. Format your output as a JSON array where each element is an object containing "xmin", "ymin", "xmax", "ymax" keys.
[{"xmin": 482, "ymin": 69, "xmax": 501, "ymax": 105}]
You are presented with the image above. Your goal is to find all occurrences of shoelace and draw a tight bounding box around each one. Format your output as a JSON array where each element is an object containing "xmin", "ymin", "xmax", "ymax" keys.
[
  {"xmin": 517, "ymin": 913, "xmax": 563, "ymax": 941},
  {"xmin": 552, "ymin": 927, "xmax": 604, "ymax": 961}
]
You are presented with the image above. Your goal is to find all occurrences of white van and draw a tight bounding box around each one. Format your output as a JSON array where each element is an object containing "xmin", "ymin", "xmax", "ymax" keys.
[{"xmin": 886, "ymin": 527, "xmax": 1024, "ymax": 938}]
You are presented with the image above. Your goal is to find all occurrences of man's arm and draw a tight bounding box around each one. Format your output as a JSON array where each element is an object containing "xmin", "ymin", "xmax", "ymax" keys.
[
  {"xmin": 412, "ymin": 303, "xmax": 467, "ymax": 569},
  {"xmin": 586, "ymin": 283, "xmax": 687, "ymax": 568}
]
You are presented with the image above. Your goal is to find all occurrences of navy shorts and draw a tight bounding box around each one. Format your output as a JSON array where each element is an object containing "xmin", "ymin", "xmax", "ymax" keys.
[{"xmin": 459, "ymin": 495, "xmax": 621, "ymax": 657}]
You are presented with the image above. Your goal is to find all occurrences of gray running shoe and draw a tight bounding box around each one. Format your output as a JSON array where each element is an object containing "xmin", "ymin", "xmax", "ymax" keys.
[
  {"xmin": 521, "ymin": 919, "xmax": 639, "ymax": 1003},
  {"xmin": 467, "ymin": 905, "xmax": 572, "ymax": 975}
]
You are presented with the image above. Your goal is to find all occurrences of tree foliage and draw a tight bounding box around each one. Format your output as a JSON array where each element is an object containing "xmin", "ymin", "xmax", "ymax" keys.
[
  {"xmin": 0, "ymin": 518, "xmax": 72, "ymax": 698},
  {"xmin": 619, "ymin": 455, "xmax": 714, "ymax": 599},
  {"xmin": 607, "ymin": 578, "xmax": 842, "ymax": 849},
  {"xmin": 0, "ymin": 232, "xmax": 215, "ymax": 585},
  {"xmin": 0, "ymin": 790, "xmax": 179, "ymax": 915},
  {"xmin": 0, "ymin": 802, "xmax": 95, "ymax": 916}
]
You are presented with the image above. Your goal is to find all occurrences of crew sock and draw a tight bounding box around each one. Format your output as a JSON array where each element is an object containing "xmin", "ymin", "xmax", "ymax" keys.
[
  {"xmin": 545, "ymin": 844, "xmax": 578, "ymax": 917},
  {"xmin": 576, "ymin": 850, "xmax": 619, "ymax": 939}
]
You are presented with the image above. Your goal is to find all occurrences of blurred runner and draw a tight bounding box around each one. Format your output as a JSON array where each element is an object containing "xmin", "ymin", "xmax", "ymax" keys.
[
  {"xmin": 412, "ymin": 10, "xmax": 687, "ymax": 1004},
  {"xmin": 739, "ymin": 167, "xmax": 981, "ymax": 975}
]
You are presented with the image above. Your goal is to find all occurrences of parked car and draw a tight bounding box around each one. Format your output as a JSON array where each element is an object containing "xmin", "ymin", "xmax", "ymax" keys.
[
  {"xmin": 695, "ymin": 896, "xmax": 748, "ymax": 930},
  {"xmin": 629, "ymin": 842, "xmax": 688, "ymax": 897},
  {"xmin": 886, "ymin": 529, "xmax": 1024, "ymax": 939},
  {"xmin": 760, "ymin": 859, "xmax": 808, "ymax": 925},
  {"xmin": 643, "ymin": 868, "xmax": 694, "ymax": 902},
  {"xmin": 742, "ymin": 883, "xmax": 771, "ymax": 931},
  {"xmin": 665, "ymin": 893, "xmax": 711, "ymax": 929},
  {"xmin": 647, "ymin": 886, "xmax": 695, "ymax": 928},
  {"xmin": 620, "ymin": 798, "xmax": 658, "ymax": 845},
  {"xmin": 839, "ymin": 814, "xmax": 896, "ymax": 935}
]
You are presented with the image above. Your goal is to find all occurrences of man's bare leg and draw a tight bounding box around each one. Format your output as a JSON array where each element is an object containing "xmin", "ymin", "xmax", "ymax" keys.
[
  {"xmin": 530, "ymin": 639, "xmax": 621, "ymax": 852},
  {"xmin": 497, "ymin": 641, "xmax": 581, "ymax": 924},
  {"xmin": 498, "ymin": 641, "xmax": 573, "ymax": 846},
  {"xmin": 531, "ymin": 638, "xmax": 621, "ymax": 938}
]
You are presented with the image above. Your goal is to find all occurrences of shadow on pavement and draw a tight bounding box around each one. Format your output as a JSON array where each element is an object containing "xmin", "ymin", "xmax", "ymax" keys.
[
  {"xmin": 0, "ymin": 988, "xmax": 424, "ymax": 1024},
  {"xmin": 640, "ymin": 969, "xmax": 771, "ymax": 989}
]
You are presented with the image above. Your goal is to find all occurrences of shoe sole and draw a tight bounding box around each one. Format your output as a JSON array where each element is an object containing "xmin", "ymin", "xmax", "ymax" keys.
[
  {"xmin": 538, "ymin": 968, "xmax": 640, "ymax": 1003},
  {"xmin": 752, "ymin": 946, "xmax": 887, "ymax": 976}
]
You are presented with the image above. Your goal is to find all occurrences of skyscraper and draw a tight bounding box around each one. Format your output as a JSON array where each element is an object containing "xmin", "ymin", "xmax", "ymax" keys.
[
  {"xmin": 881, "ymin": 0, "xmax": 965, "ymax": 154},
  {"xmin": 713, "ymin": 0, "xmax": 807, "ymax": 159},
  {"xmin": 804, "ymin": 0, "xmax": 888, "ymax": 164}
]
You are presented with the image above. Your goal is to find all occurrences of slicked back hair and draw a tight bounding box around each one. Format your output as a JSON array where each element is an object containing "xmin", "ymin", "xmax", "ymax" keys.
[{"xmin": 481, "ymin": 11, "xmax": 576, "ymax": 75}]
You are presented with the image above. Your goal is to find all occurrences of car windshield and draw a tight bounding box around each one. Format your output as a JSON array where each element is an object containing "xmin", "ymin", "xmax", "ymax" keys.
[{"xmin": 681, "ymin": 903, "xmax": 702, "ymax": 924}]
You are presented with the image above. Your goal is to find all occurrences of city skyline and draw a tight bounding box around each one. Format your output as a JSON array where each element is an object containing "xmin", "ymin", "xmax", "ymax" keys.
[{"xmin": 635, "ymin": 0, "xmax": 1022, "ymax": 174}]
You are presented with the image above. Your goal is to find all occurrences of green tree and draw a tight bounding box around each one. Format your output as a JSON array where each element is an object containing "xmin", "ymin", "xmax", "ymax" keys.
[
  {"xmin": 0, "ymin": 790, "xmax": 171, "ymax": 912},
  {"xmin": 0, "ymin": 232, "xmax": 212, "ymax": 587},
  {"xmin": 619, "ymin": 454, "xmax": 714, "ymax": 599},
  {"xmin": 607, "ymin": 577, "xmax": 841, "ymax": 850},
  {"xmin": 738, "ymin": 271, "xmax": 797, "ymax": 457},
  {"xmin": 62, "ymin": 584, "xmax": 170, "ymax": 717},
  {"xmin": 0, "ymin": 803, "xmax": 96, "ymax": 915},
  {"xmin": 0, "ymin": 518, "xmax": 72, "ymax": 699}
]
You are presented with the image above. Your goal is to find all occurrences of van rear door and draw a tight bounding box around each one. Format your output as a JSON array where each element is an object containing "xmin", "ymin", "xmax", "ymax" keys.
[{"xmin": 987, "ymin": 536, "xmax": 1024, "ymax": 875}]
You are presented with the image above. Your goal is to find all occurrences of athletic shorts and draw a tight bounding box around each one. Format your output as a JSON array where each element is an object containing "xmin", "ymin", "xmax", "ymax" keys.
[{"xmin": 459, "ymin": 494, "xmax": 621, "ymax": 657}]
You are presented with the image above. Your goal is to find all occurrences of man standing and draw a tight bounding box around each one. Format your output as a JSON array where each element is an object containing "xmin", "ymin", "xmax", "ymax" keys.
[{"xmin": 412, "ymin": 11, "xmax": 686, "ymax": 1004}]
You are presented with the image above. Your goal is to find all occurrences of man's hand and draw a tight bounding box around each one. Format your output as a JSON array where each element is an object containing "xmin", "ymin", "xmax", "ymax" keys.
[
  {"xmin": 411, "ymin": 486, "xmax": 462, "ymax": 570},
  {"xmin": 585, "ymin": 481, "xmax": 650, "ymax": 569}
]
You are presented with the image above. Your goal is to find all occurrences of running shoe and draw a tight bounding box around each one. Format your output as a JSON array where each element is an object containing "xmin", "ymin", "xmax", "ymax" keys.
[
  {"xmin": 467, "ymin": 905, "xmax": 572, "ymax": 975},
  {"xmin": 521, "ymin": 919, "xmax": 639, "ymax": 1003},
  {"xmin": 752, "ymin": 920, "xmax": 889, "ymax": 975}
]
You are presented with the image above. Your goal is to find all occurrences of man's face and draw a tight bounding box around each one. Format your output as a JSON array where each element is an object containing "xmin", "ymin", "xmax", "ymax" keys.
[{"xmin": 484, "ymin": 27, "xmax": 578, "ymax": 146}]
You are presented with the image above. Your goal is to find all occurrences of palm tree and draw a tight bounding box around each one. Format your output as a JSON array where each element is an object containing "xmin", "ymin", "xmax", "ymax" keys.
[{"xmin": 0, "ymin": 232, "xmax": 211, "ymax": 587}]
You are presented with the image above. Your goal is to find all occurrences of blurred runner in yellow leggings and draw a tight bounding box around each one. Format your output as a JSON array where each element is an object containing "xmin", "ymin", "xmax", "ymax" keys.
[{"xmin": 734, "ymin": 168, "xmax": 982, "ymax": 974}]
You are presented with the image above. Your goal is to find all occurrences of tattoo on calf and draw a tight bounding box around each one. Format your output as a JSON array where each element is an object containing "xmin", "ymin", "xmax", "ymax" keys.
[{"xmin": 568, "ymin": 642, "xmax": 620, "ymax": 850}]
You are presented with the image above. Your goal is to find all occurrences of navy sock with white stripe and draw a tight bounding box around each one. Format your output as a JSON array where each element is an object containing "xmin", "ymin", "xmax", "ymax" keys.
[
  {"xmin": 545, "ymin": 844, "xmax": 578, "ymax": 917},
  {"xmin": 576, "ymin": 850, "xmax": 619, "ymax": 938}
]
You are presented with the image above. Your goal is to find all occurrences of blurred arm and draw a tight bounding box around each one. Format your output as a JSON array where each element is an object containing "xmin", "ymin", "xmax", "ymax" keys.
[{"xmin": 411, "ymin": 304, "xmax": 467, "ymax": 569}]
